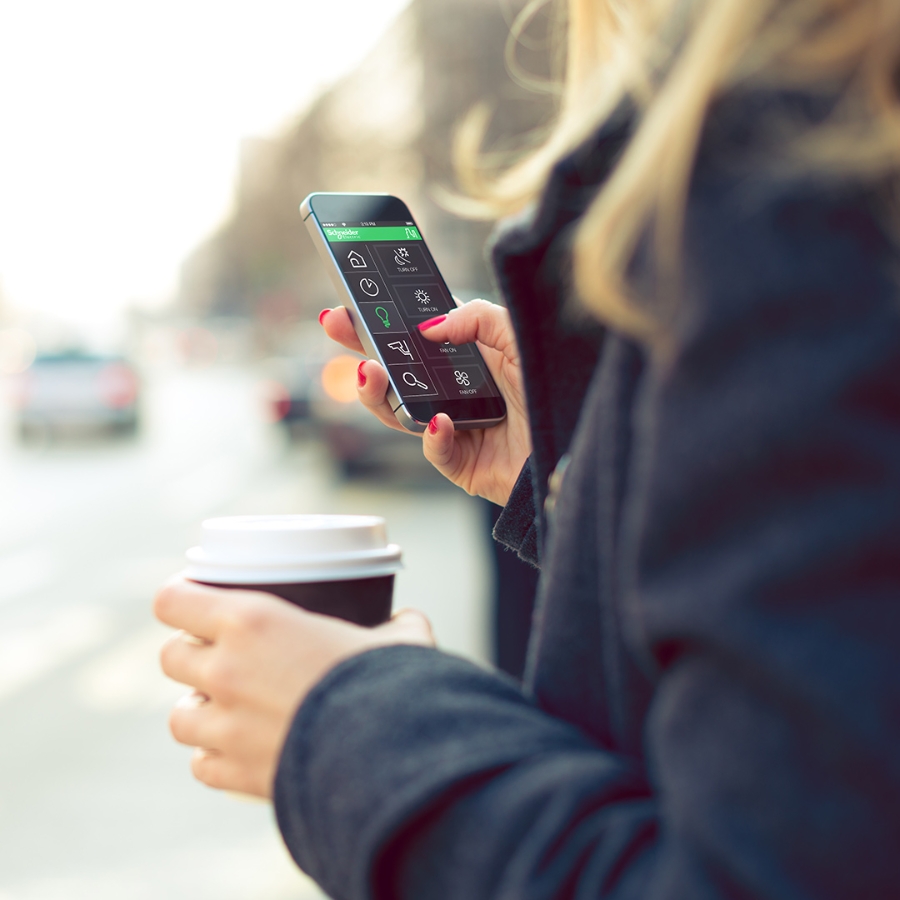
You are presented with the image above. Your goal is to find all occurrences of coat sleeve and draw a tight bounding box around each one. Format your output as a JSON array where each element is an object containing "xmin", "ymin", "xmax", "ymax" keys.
[
  {"xmin": 273, "ymin": 646, "xmax": 651, "ymax": 900},
  {"xmin": 491, "ymin": 458, "xmax": 541, "ymax": 567},
  {"xmin": 274, "ymin": 170, "xmax": 900, "ymax": 899}
]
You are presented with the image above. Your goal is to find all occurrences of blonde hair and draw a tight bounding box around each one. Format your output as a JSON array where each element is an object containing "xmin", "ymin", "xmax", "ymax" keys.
[{"xmin": 457, "ymin": 0, "xmax": 900, "ymax": 338}]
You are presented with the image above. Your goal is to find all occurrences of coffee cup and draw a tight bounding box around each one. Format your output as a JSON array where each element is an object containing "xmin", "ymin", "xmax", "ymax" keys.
[{"xmin": 184, "ymin": 514, "xmax": 402, "ymax": 626}]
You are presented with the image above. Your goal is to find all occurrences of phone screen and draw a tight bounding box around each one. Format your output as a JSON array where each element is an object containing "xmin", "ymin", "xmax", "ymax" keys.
[{"xmin": 318, "ymin": 218, "xmax": 504, "ymax": 410}]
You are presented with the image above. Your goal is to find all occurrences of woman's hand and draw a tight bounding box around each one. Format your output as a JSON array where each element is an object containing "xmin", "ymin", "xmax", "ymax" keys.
[
  {"xmin": 321, "ymin": 299, "xmax": 531, "ymax": 506},
  {"xmin": 154, "ymin": 577, "xmax": 435, "ymax": 799}
]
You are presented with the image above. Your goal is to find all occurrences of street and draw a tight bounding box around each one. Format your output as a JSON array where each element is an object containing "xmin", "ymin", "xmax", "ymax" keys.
[{"xmin": 0, "ymin": 365, "xmax": 491, "ymax": 899}]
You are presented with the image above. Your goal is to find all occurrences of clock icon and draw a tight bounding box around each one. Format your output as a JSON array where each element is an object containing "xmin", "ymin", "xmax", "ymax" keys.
[{"xmin": 359, "ymin": 278, "xmax": 379, "ymax": 297}]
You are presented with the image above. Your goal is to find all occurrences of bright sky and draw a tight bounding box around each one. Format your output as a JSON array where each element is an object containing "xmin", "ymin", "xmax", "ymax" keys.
[{"xmin": 0, "ymin": 0, "xmax": 410, "ymax": 333}]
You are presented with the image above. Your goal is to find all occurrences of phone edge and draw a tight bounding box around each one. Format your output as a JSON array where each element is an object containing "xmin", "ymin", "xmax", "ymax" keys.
[{"xmin": 302, "ymin": 198, "xmax": 423, "ymax": 433}]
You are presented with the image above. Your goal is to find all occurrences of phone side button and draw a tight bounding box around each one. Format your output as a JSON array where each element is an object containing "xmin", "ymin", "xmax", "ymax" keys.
[{"xmin": 392, "ymin": 404, "xmax": 427, "ymax": 434}]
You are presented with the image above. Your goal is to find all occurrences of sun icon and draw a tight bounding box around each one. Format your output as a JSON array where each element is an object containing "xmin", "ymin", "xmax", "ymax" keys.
[{"xmin": 414, "ymin": 289, "xmax": 431, "ymax": 305}]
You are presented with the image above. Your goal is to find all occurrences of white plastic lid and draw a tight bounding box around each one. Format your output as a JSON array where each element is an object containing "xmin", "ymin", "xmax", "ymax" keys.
[{"xmin": 184, "ymin": 514, "xmax": 402, "ymax": 584}]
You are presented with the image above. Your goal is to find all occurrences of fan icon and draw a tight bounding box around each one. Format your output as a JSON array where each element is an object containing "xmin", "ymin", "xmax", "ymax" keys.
[{"xmin": 414, "ymin": 289, "xmax": 431, "ymax": 305}]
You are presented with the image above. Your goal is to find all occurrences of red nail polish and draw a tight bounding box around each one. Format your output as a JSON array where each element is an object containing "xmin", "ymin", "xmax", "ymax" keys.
[
  {"xmin": 357, "ymin": 360, "xmax": 367, "ymax": 387},
  {"xmin": 418, "ymin": 315, "xmax": 447, "ymax": 331},
  {"xmin": 428, "ymin": 415, "xmax": 439, "ymax": 435},
  {"xmin": 318, "ymin": 309, "xmax": 331, "ymax": 325}
]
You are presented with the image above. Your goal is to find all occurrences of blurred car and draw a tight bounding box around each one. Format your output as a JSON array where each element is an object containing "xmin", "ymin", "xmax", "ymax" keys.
[
  {"xmin": 10, "ymin": 351, "xmax": 140, "ymax": 441},
  {"xmin": 312, "ymin": 353, "xmax": 438, "ymax": 480},
  {"xmin": 260, "ymin": 354, "xmax": 318, "ymax": 436},
  {"xmin": 263, "ymin": 343, "xmax": 440, "ymax": 480}
]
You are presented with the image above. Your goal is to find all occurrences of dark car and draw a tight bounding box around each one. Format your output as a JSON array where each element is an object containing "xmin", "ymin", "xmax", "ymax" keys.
[
  {"xmin": 309, "ymin": 352, "xmax": 439, "ymax": 480},
  {"xmin": 261, "ymin": 355, "xmax": 318, "ymax": 436}
]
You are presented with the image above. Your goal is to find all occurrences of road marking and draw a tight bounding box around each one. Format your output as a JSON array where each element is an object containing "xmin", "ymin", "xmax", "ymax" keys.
[
  {"xmin": 0, "ymin": 837, "xmax": 326, "ymax": 899},
  {"xmin": 0, "ymin": 549, "xmax": 57, "ymax": 605},
  {"xmin": 74, "ymin": 624, "xmax": 182, "ymax": 713},
  {"xmin": 0, "ymin": 606, "xmax": 112, "ymax": 702},
  {"xmin": 157, "ymin": 454, "xmax": 247, "ymax": 521}
]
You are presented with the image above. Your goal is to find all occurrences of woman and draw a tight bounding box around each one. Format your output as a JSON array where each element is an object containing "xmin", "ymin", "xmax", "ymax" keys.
[{"xmin": 155, "ymin": 0, "xmax": 900, "ymax": 896}]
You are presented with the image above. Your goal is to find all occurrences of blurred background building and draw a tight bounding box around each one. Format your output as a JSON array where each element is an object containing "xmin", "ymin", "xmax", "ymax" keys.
[
  {"xmin": 179, "ymin": 0, "xmax": 554, "ymax": 349},
  {"xmin": 0, "ymin": 1, "xmax": 551, "ymax": 896}
]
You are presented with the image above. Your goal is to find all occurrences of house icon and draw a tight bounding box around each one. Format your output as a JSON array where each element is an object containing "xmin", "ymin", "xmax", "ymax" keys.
[{"xmin": 347, "ymin": 251, "xmax": 366, "ymax": 269}]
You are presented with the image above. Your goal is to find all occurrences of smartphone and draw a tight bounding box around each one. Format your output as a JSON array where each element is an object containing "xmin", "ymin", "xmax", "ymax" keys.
[{"xmin": 301, "ymin": 192, "xmax": 507, "ymax": 433}]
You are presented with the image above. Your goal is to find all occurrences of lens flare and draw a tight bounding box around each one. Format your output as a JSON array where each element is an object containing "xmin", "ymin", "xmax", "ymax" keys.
[{"xmin": 321, "ymin": 355, "xmax": 361, "ymax": 404}]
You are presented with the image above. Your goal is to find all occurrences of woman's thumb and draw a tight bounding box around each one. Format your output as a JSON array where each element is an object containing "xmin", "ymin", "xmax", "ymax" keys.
[
  {"xmin": 385, "ymin": 608, "xmax": 435, "ymax": 646},
  {"xmin": 417, "ymin": 299, "xmax": 514, "ymax": 356}
]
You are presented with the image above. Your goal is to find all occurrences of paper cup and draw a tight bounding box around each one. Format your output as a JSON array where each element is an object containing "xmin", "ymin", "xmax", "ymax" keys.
[{"xmin": 185, "ymin": 515, "xmax": 402, "ymax": 626}]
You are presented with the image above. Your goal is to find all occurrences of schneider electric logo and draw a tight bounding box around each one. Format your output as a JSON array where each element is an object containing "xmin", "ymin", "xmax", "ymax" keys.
[{"xmin": 324, "ymin": 224, "xmax": 422, "ymax": 242}]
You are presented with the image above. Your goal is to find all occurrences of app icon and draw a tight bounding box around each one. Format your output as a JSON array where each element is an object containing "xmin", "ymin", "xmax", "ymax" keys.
[
  {"xmin": 359, "ymin": 301, "xmax": 406, "ymax": 335},
  {"xmin": 375, "ymin": 244, "xmax": 431, "ymax": 278},
  {"xmin": 435, "ymin": 363, "xmax": 489, "ymax": 397},
  {"xmin": 392, "ymin": 282, "xmax": 446, "ymax": 319},
  {"xmin": 403, "ymin": 371, "xmax": 429, "ymax": 390},
  {"xmin": 374, "ymin": 333, "xmax": 421, "ymax": 364},
  {"xmin": 360, "ymin": 277, "xmax": 380, "ymax": 297},
  {"xmin": 387, "ymin": 339, "xmax": 414, "ymax": 360},
  {"xmin": 389, "ymin": 363, "xmax": 438, "ymax": 397},
  {"xmin": 336, "ymin": 245, "xmax": 374, "ymax": 274},
  {"xmin": 411, "ymin": 329, "xmax": 474, "ymax": 361}
]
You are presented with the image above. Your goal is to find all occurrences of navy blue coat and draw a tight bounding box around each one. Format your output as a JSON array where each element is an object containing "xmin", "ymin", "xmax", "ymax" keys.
[{"xmin": 274, "ymin": 94, "xmax": 900, "ymax": 899}]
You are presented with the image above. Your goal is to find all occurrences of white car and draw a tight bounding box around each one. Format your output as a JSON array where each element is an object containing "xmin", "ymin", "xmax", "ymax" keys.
[{"xmin": 11, "ymin": 352, "xmax": 140, "ymax": 441}]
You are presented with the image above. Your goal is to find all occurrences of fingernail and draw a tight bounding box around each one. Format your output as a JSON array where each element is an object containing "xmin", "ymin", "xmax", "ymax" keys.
[
  {"xmin": 181, "ymin": 632, "xmax": 208, "ymax": 646},
  {"xmin": 418, "ymin": 315, "xmax": 447, "ymax": 331},
  {"xmin": 428, "ymin": 415, "xmax": 439, "ymax": 435},
  {"xmin": 318, "ymin": 308, "xmax": 331, "ymax": 325},
  {"xmin": 177, "ymin": 690, "xmax": 210, "ymax": 708},
  {"xmin": 357, "ymin": 360, "xmax": 367, "ymax": 387}
]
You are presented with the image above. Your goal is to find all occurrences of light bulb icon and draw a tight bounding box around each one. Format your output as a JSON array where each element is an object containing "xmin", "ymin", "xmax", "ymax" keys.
[{"xmin": 375, "ymin": 307, "xmax": 391, "ymax": 328}]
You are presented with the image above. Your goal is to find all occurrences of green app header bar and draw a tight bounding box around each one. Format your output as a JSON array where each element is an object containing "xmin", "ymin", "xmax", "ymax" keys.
[{"xmin": 324, "ymin": 225, "xmax": 422, "ymax": 243}]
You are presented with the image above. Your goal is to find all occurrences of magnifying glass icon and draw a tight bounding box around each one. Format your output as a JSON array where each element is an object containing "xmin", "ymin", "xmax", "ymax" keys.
[{"xmin": 402, "ymin": 371, "xmax": 429, "ymax": 390}]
